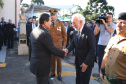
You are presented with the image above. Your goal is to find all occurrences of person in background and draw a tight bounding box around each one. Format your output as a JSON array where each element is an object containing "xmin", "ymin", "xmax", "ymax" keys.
[
  {"xmin": 48, "ymin": 9, "xmax": 67, "ymax": 81},
  {"xmin": 1, "ymin": 17, "xmax": 6, "ymax": 46},
  {"xmin": 27, "ymin": 18, "xmax": 37, "ymax": 61},
  {"xmin": 26, "ymin": 18, "xmax": 32, "ymax": 46},
  {"xmin": 94, "ymin": 13, "xmax": 116, "ymax": 72},
  {"xmin": 100, "ymin": 12, "xmax": 126, "ymax": 84},
  {"xmin": 92, "ymin": 19, "xmax": 96, "ymax": 30},
  {"xmin": 5, "ymin": 19, "xmax": 16, "ymax": 49},
  {"xmin": 0, "ymin": 23, "xmax": 3, "ymax": 51}
]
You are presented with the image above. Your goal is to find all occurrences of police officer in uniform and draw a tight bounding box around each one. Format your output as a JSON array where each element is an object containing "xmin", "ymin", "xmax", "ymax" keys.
[
  {"xmin": 100, "ymin": 12, "xmax": 126, "ymax": 84},
  {"xmin": 48, "ymin": 9, "xmax": 67, "ymax": 81}
]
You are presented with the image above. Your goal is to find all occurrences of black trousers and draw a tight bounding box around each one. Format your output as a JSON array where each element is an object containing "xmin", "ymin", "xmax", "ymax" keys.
[
  {"xmin": 0, "ymin": 35, "xmax": 2, "ymax": 48},
  {"xmin": 36, "ymin": 74, "xmax": 49, "ymax": 84},
  {"xmin": 76, "ymin": 63, "xmax": 92, "ymax": 84},
  {"xmin": 3, "ymin": 32, "xmax": 6, "ymax": 46},
  {"xmin": 7, "ymin": 34, "xmax": 14, "ymax": 48}
]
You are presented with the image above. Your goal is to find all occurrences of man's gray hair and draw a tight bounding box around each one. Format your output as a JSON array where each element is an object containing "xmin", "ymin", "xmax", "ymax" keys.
[{"xmin": 71, "ymin": 13, "xmax": 85, "ymax": 25}]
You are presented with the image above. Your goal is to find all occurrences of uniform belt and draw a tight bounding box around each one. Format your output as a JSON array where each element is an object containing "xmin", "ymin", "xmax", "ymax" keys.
[
  {"xmin": 118, "ymin": 79, "xmax": 126, "ymax": 84},
  {"xmin": 106, "ymin": 76, "xmax": 126, "ymax": 84}
]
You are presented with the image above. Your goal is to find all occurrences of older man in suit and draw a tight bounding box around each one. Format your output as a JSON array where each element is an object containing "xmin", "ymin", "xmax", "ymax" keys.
[
  {"xmin": 65, "ymin": 13, "xmax": 96, "ymax": 84},
  {"xmin": 30, "ymin": 13, "xmax": 67, "ymax": 84}
]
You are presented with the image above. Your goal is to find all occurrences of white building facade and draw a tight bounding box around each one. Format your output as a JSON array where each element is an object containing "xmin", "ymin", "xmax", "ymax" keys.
[{"xmin": 0, "ymin": 0, "xmax": 21, "ymax": 28}]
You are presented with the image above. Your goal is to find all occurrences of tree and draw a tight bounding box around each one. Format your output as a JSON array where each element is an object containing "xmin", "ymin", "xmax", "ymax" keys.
[
  {"xmin": 0, "ymin": 0, "xmax": 4, "ymax": 8},
  {"xmin": 86, "ymin": 0, "xmax": 114, "ymax": 14},
  {"xmin": 21, "ymin": 3, "xmax": 29, "ymax": 8},
  {"xmin": 81, "ymin": 0, "xmax": 115, "ymax": 22},
  {"xmin": 31, "ymin": 0, "xmax": 44, "ymax": 5}
]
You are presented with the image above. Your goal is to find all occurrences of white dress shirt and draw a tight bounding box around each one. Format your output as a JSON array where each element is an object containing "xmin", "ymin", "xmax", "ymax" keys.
[{"xmin": 32, "ymin": 23, "xmax": 36, "ymax": 30}]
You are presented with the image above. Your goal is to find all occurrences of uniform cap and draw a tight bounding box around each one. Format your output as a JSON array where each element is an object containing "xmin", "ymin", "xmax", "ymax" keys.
[
  {"xmin": 118, "ymin": 12, "xmax": 126, "ymax": 20},
  {"xmin": 49, "ymin": 9, "xmax": 57, "ymax": 15}
]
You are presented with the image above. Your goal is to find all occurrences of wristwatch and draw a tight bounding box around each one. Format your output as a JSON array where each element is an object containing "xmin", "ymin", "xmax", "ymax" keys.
[{"xmin": 105, "ymin": 23, "xmax": 107, "ymax": 25}]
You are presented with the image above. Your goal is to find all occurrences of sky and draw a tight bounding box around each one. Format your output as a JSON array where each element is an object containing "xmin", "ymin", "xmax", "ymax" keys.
[{"xmin": 22, "ymin": 0, "xmax": 126, "ymax": 18}]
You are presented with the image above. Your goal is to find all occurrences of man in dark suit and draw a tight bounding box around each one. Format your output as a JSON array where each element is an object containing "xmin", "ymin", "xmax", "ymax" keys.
[
  {"xmin": 65, "ymin": 13, "xmax": 96, "ymax": 84},
  {"xmin": 0, "ymin": 23, "xmax": 3, "ymax": 50},
  {"xmin": 26, "ymin": 18, "xmax": 37, "ymax": 61},
  {"xmin": 5, "ymin": 19, "xmax": 16, "ymax": 49},
  {"xmin": 65, "ymin": 22, "xmax": 74, "ymax": 47},
  {"xmin": 1, "ymin": 17, "xmax": 6, "ymax": 46},
  {"xmin": 26, "ymin": 18, "xmax": 32, "ymax": 46},
  {"xmin": 30, "ymin": 13, "xmax": 67, "ymax": 84},
  {"xmin": 26, "ymin": 18, "xmax": 37, "ymax": 44}
]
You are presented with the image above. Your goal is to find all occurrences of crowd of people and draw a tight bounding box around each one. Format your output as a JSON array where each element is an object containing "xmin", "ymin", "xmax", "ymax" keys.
[
  {"xmin": 29, "ymin": 10, "xmax": 126, "ymax": 84},
  {"xmin": 0, "ymin": 17, "xmax": 16, "ymax": 51},
  {"xmin": 1, "ymin": 8, "xmax": 126, "ymax": 84}
]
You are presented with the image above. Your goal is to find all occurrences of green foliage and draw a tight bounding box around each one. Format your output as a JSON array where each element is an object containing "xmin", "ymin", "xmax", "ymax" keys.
[
  {"xmin": 0, "ymin": 0, "xmax": 4, "ymax": 8},
  {"xmin": 81, "ymin": 0, "xmax": 115, "ymax": 22},
  {"xmin": 21, "ymin": 3, "xmax": 29, "ymax": 7},
  {"xmin": 85, "ymin": 13, "xmax": 99, "ymax": 22},
  {"xmin": 72, "ymin": 5, "xmax": 83, "ymax": 14},
  {"xmin": 86, "ymin": 0, "xmax": 114, "ymax": 14},
  {"xmin": 31, "ymin": 0, "xmax": 44, "ymax": 5}
]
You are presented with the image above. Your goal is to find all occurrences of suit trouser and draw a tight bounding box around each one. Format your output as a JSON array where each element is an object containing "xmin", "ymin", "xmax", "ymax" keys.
[
  {"xmin": 7, "ymin": 34, "xmax": 14, "ymax": 48},
  {"xmin": 36, "ymin": 74, "xmax": 49, "ymax": 84},
  {"xmin": 50, "ymin": 55, "xmax": 62, "ymax": 75},
  {"xmin": 3, "ymin": 32, "xmax": 6, "ymax": 46},
  {"xmin": 76, "ymin": 63, "xmax": 92, "ymax": 84},
  {"xmin": 0, "ymin": 35, "xmax": 2, "ymax": 48}
]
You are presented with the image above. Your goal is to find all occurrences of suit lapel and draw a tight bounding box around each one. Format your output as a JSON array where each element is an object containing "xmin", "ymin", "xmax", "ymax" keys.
[{"xmin": 74, "ymin": 31, "xmax": 78, "ymax": 47}]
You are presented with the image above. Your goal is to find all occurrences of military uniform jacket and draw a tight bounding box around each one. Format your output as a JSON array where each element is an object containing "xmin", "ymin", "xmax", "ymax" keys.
[
  {"xmin": 105, "ymin": 35, "xmax": 126, "ymax": 80},
  {"xmin": 48, "ymin": 20, "xmax": 67, "ymax": 49}
]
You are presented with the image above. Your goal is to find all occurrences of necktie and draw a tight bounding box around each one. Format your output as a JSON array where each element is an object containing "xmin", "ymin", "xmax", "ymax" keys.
[
  {"xmin": 77, "ymin": 31, "xmax": 80, "ymax": 43},
  {"xmin": 78, "ymin": 31, "xmax": 81, "ymax": 39}
]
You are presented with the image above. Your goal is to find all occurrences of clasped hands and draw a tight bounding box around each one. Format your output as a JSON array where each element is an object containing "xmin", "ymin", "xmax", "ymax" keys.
[{"xmin": 62, "ymin": 48, "xmax": 68, "ymax": 56}]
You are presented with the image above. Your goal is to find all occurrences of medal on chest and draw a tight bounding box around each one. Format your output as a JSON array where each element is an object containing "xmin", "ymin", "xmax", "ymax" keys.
[{"xmin": 57, "ymin": 26, "xmax": 61, "ymax": 31}]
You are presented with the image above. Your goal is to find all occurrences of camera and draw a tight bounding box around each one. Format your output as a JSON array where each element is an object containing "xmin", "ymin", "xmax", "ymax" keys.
[{"xmin": 96, "ymin": 13, "xmax": 108, "ymax": 24}]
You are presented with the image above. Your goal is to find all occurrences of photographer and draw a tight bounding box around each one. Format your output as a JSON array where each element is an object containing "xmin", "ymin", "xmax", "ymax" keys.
[{"xmin": 94, "ymin": 13, "xmax": 116, "ymax": 73}]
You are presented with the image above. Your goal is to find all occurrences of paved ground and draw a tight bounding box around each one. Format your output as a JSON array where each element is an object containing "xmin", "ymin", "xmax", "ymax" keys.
[{"xmin": 0, "ymin": 41, "xmax": 101, "ymax": 84}]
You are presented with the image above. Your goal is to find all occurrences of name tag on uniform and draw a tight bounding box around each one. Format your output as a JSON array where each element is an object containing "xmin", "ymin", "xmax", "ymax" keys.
[{"xmin": 57, "ymin": 26, "xmax": 61, "ymax": 31}]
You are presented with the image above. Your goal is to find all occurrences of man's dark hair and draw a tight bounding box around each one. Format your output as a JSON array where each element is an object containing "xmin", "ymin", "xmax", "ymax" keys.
[
  {"xmin": 89, "ymin": 22, "xmax": 93, "ymax": 25},
  {"xmin": 107, "ymin": 12, "xmax": 113, "ymax": 17},
  {"xmin": 39, "ymin": 13, "xmax": 50, "ymax": 24},
  {"xmin": 28, "ymin": 18, "xmax": 31, "ymax": 20},
  {"xmin": 92, "ymin": 19, "xmax": 95, "ymax": 21}
]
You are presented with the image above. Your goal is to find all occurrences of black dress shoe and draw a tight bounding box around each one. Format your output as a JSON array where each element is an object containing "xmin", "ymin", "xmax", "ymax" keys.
[
  {"xmin": 49, "ymin": 74, "xmax": 55, "ymax": 78},
  {"xmin": 57, "ymin": 75, "xmax": 62, "ymax": 81}
]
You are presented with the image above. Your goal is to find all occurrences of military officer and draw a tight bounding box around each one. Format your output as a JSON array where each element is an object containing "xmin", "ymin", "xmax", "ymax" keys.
[
  {"xmin": 48, "ymin": 9, "xmax": 67, "ymax": 81},
  {"xmin": 100, "ymin": 12, "xmax": 126, "ymax": 84}
]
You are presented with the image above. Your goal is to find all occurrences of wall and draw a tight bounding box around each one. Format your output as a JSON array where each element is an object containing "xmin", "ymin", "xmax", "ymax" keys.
[{"xmin": 0, "ymin": 0, "xmax": 20, "ymax": 28}]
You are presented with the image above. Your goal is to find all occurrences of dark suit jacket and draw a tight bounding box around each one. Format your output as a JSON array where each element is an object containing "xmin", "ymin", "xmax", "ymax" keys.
[
  {"xmin": 30, "ymin": 25, "xmax": 65, "ymax": 76},
  {"xmin": 67, "ymin": 26, "xmax": 74, "ymax": 40},
  {"xmin": 26, "ymin": 23, "xmax": 32, "ymax": 38},
  {"xmin": 27, "ymin": 23, "xmax": 38, "ymax": 38},
  {"xmin": 1, "ymin": 21, "xmax": 6, "ymax": 33},
  {"xmin": 67, "ymin": 25, "xmax": 96, "ymax": 67}
]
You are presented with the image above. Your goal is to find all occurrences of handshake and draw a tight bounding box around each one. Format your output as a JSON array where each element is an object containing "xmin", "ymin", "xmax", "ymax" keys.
[{"xmin": 63, "ymin": 48, "xmax": 68, "ymax": 56}]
